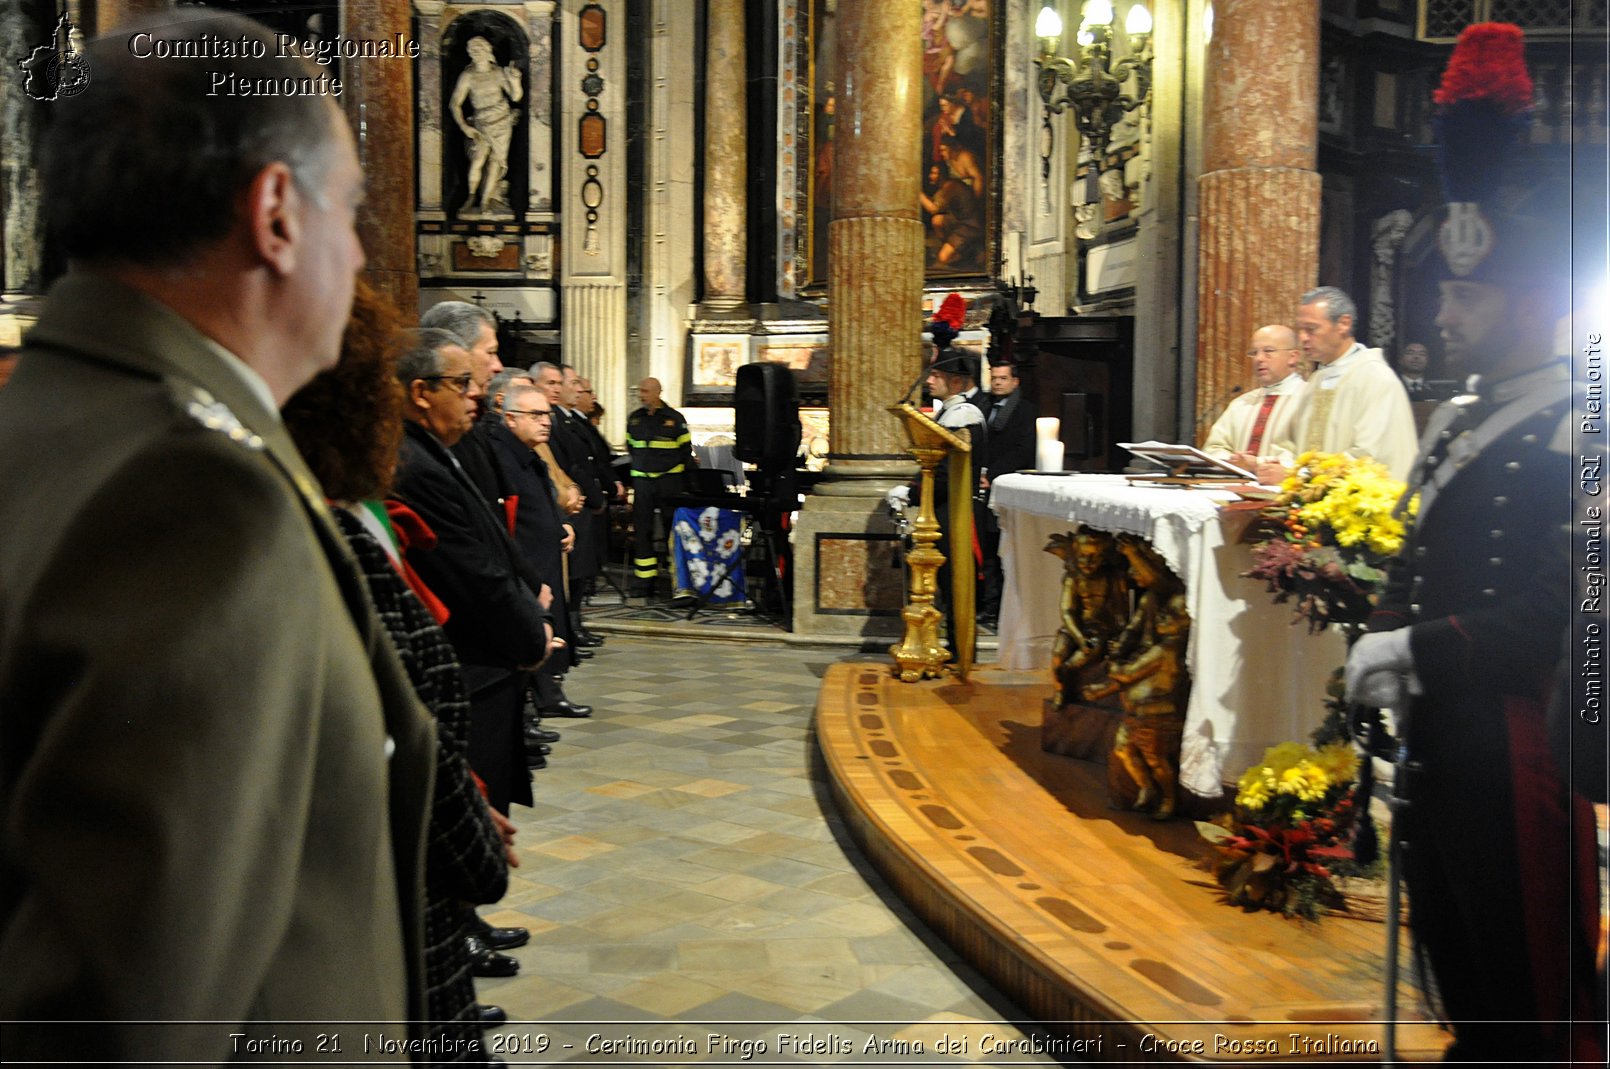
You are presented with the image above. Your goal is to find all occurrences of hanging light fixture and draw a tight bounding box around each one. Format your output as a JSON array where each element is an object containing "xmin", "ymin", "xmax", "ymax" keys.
[{"xmin": 1034, "ymin": 2, "xmax": 1154, "ymax": 174}]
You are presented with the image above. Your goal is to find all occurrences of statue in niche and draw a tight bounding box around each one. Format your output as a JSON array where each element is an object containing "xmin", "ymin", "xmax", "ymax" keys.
[
  {"xmin": 450, "ymin": 35, "xmax": 522, "ymax": 219},
  {"xmin": 1082, "ymin": 535, "xmax": 1190, "ymax": 821},
  {"xmin": 1045, "ymin": 529, "xmax": 1130, "ymax": 706}
]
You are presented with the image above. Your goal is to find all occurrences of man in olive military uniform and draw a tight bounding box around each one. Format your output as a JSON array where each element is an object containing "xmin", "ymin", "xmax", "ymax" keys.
[
  {"xmin": 1344, "ymin": 23, "xmax": 1602, "ymax": 1063},
  {"xmin": 0, "ymin": 15, "xmax": 434, "ymax": 1062},
  {"xmin": 626, "ymin": 377, "xmax": 694, "ymax": 597}
]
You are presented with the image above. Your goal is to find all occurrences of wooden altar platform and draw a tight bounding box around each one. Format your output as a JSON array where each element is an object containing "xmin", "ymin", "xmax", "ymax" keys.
[{"xmin": 815, "ymin": 661, "xmax": 1453, "ymax": 1063}]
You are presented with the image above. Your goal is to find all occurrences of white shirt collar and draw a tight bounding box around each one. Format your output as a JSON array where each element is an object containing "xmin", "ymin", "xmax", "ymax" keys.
[
  {"xmin": 1263, "ymin": 373, "xmax": 1304, "ymax": 396},
  {"xmin": 196, "ymin": 335, "xmax": 280, "ymax": 421},
  {"xmin": 1314, "ymin": 342, "xmax": 1367, "ymax": 382}
]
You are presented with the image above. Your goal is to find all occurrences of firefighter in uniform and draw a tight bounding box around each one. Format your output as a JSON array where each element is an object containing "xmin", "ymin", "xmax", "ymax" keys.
[
  {"xmin": 625, "ymin": 376, "xmax": 693, "ymax": 597},
  {"xmin": 1343, "ymin": 23, "xmax": 1603, "ymax": 1062}
]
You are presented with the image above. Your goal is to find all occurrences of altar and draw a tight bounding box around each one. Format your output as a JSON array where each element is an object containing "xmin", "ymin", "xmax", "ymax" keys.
[{"xmin": 989, "ymin": 473, "xmax": 1347, "ymax": 798}]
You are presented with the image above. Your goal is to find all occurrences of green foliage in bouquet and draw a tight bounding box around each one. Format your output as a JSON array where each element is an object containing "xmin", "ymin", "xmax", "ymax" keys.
[{"xmin": 1197, "ymin": 741, "xmax": 1364, "ymax": 920}]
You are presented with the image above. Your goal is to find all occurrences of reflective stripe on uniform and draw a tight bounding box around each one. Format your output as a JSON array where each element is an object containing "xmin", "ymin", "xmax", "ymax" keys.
[{"xmin": 624, "ymin": 460, "xmax": 682, "ymax": 476}]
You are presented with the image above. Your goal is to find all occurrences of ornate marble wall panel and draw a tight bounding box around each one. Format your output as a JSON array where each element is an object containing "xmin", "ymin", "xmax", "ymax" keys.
[
  {"xmin": 643, "ymin": 0, "xmax": 696, "ymax": 402},
  {"xmin": 559, "ymin": 0, "xmax": 627, "ymax": 439}
]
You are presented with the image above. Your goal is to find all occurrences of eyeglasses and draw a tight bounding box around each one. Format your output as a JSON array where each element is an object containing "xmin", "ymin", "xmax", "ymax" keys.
[
  {"xmin": 422, "ymin": 373, "xmax": 474, "ymax": 395},
  {"xmin": 1245, "ymin": 347, "xmax": 1297, "ymax": 358},
  {"xmin": 506, "ymin": 408, "xmax": 552, "ymax": 420}
]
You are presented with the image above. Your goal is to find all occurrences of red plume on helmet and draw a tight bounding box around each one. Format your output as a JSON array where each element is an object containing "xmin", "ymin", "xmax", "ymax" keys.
[
  {"xmin": 1433, "ymin": 23, "xmax": 1531, "ymax": 206},
  {"xmin": 928, "ymin": 292, "xmax": 967, "ymax": 349}
]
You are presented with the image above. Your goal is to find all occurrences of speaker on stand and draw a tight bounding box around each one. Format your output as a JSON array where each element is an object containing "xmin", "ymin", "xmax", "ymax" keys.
[{"xmin": 733, "ymin": 362, "xmax": 804, "ymax": 624}]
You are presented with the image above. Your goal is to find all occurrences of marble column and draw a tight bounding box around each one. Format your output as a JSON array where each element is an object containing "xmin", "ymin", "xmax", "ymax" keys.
[
  {"xmin": 700, "ymin": 0, "xmax": 746, "ymax": 311},
  {"xmin": 792, "ymin": 0, "xmax": 922, "ymax": 639},
  {"xmin": 96, "ymin": 0, "xmax": 170, "ymax": 30},
  {"xmin": 1194, "ymin": 0, "xmax": 1319, "ymax": 443},
  {"xmin": 825, "ymin": 1, "xmax": 924, "ymax": 470},
  {"xmin": 0, "ymin": 0, "xmax": 54, "ymax": 307},
  {"xmin": 343, "ymin": 0, "xmax": 417, "ymax": 316}
]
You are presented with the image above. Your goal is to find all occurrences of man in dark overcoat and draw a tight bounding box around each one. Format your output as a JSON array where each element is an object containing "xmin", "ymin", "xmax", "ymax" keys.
[{"xmin": 392, "ymin": 331, "xmax": 554, "ymax": 815}]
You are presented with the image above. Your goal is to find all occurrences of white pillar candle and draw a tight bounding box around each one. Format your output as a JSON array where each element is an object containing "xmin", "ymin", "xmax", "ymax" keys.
[
  {"xmin": 1036, "ymin": 417, "xmax": 1061, "ymax": 442},
  {"xmin": 1036, "ymin": 439, "xmax": 1066, "ymax": 472}
]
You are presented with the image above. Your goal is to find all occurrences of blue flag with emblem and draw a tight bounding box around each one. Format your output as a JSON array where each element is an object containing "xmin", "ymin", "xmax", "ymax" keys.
[{"xmin": 669, "ymin": 506, "xmax": 745, "ymax": 604}]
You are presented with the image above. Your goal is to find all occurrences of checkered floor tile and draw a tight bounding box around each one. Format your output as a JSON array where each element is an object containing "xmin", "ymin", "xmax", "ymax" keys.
[{"xmin": 475, "ymin": 636, "xmax": 1062, "ymax": 1064}]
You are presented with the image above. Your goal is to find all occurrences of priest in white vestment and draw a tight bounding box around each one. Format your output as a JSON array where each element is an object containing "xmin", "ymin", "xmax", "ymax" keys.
[
  {"xmin": 1201, "ymin": 324, "xmax": 1305, "ymax": 474},
  {"xmin": 1261, "ymin": 286, "xmax": 1418, "ymax": 482}
]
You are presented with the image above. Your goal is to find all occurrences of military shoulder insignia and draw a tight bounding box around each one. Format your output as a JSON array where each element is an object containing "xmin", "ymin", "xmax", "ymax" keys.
[{"xmin": 184, "ymin": 388, "xmax": 265, "ymax": 451}]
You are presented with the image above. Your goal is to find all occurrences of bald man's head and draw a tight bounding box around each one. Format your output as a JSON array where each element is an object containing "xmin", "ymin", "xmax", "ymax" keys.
[
  {"xmin": 1247, "ymin": 325, "xmax": 1301, "ymax": 387},
  {"xmin": 637, "ymin": 377, "xmax": 663, "ymax": 409}
]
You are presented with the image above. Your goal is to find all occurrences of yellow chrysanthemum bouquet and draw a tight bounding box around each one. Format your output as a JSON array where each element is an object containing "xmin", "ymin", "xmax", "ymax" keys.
[
  {"xmin": 1245, "ymin": 452, "xmax": 1415, "ymax": 632},
  {"xmin": 1197, "ymin": 741, "xmax": 1364, "ymax": 919}
]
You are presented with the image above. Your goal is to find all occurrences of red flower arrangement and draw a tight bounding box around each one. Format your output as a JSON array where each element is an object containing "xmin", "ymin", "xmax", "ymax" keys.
[{"xmin": 1433, "ymin": 22, "xmax": 1531, "ymax": 113}]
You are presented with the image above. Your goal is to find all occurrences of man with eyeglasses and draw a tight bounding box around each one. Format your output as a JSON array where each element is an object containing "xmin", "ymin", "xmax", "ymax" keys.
[
  {"xmin": 392, "ymin": 329, "xmax": 555, "ymax": 831},
  {"xmin": 1201, "ymin": 324, "xmax": 1306, "ymax": 474},
  {"xmin": 490, "ymin": 384, "xmax": 592, "ymax": 720}
]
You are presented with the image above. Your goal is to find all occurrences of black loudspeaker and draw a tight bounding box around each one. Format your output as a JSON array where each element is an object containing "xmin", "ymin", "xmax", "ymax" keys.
[{"xmin": 734, "ymin": 361, "xmax": 802, "ymax": 468}]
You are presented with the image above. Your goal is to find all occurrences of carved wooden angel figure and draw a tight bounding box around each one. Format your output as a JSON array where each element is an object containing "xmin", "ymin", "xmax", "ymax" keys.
[
  {"xmin": 1044, "ymin": 528, "xmax": 1131, "ymax": 706},
  {"xmin": 1082, "ymin": 535, "xmax": 1191, "ymax": 820}
]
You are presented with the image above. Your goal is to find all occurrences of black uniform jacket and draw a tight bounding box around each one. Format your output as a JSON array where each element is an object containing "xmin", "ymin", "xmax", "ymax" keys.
[{"xmin": 392, "ymin": 421, "xmax": 549, "ymax": 673}]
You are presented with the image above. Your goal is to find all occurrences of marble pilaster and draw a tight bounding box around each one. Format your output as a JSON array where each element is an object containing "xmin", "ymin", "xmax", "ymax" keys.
[
  {"xmin": 793, "ymin": 0, "xmax": 922, "ymax": 640},
  {"xmin": 345, "ymin": 0, "xmax": 417, "ymax": 315},
  {"xmin": 415, "ymin": 1, "xmax": 445, "ymax": 216},
  {"xmin": 559, "ymin": 0, "xmax": 627, "ymax": 442},
  {"xmin": 642, "ymin": 0, "xmax": 697, "ymax": 402},
  {"xmin": 700, "ymin": 0, "xmax": 747, "ymax": 311},
  {"xmin": 1193, "ymin": 0, "xmax": 1319, "ymax": 443}
]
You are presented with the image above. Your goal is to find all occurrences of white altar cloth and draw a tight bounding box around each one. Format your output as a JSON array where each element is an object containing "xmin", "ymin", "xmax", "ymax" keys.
[{"xmin": 990, "ymin": 473, "xmax": 1347, "ymax": 797}]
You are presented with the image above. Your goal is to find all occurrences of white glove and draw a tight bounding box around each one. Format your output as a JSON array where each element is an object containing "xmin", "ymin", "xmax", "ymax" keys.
[
  {"xmin": 885, "ymin": 485, "xmax": 911, "ymax": 511},
  {"xmin": 1344, "ymin": 629, "xmax": 1415, "ymax": 709}
]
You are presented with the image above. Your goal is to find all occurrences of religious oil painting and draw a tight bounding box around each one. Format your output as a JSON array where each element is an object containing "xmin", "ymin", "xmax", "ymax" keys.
[{"xmin": 803, "ymin": 0, "xmax": 1001, "ymax": 288}]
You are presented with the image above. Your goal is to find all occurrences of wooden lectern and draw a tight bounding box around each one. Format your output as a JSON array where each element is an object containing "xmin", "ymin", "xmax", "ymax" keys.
[{"xmin": 888, "ymin": 402, "xmax": 975, "ymax": 683}]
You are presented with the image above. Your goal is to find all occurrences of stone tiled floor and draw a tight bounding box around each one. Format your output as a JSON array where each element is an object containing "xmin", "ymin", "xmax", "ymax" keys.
[{"xmin": 474, "ymin": 636, "xmax": 1064, "ymax": 1066}]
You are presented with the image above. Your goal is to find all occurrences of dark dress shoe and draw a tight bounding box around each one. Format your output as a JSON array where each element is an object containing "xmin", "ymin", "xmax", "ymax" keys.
[
  {"xmin": 466, "ymin": 935, "xmax": 519, "ymax": 977},
  {"xmin": 525, "ymin": 726, "xmax": 561, "ymax": 743},
  {"xmin": 575, "ymin": 631, "xmax": 605, "ymax": 647},
  {"xmin": 574, "ymin": 646, "xmax": 595, "ymax": 660},
  {"xmin": 478, "ymin": 1004, "xmax": 508, "ymax": 1025},
  {"xmin": 481, "ymin": 925, "xmax": 530, "ymax": 950},
  {"xmin": 526, "ymin": 751, "xmax": 548, "ymax": 770},
  {"xmin": 541, "ymin": 699, "xmax": 592, "ymax": 718}
]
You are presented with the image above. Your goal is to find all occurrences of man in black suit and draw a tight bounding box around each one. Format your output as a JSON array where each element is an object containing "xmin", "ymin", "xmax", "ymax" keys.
[
  {"xmin": 978, "ymin": 361, "xmax": 1036, "ymax": 624},
  {"xmin": 532, "ymin": 363, "xmax": 606, "ymax": 617},
  {"xmin": 487, "ymin": 381, "xmax": 594, "ymax": 722},
  {"xmin": 557, "ymin": 364, "xmax": 619, "ymax": 640},
  {"xmin": 391, "ymin": 329, "xmax": 554, "ymax": 816}
]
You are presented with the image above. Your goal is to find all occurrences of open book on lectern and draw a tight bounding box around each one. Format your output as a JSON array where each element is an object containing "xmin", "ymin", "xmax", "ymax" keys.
[{"xmin": 1119, "ymin": 441, "xmax": 1257, "ymax": 480}]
